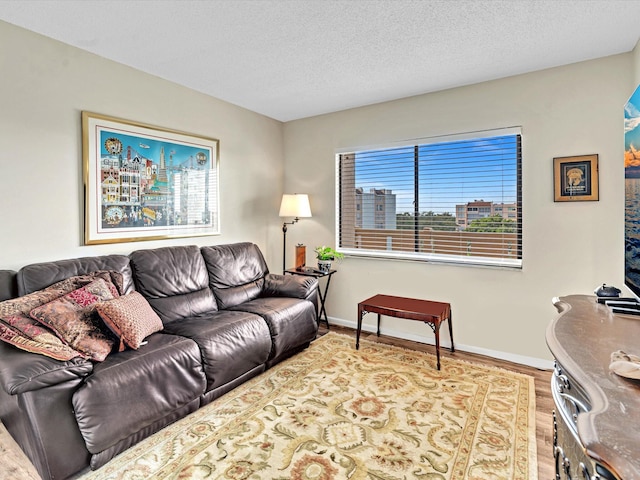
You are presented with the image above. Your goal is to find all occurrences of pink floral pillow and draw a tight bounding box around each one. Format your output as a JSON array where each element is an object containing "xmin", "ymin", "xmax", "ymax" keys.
[
  {"xmin": 30, "ymin": 279, "xmax": 119, "ymax": 361},
  {"xmin": 96, "ymin": 292, "xmax": 163, "ymax": 351}
]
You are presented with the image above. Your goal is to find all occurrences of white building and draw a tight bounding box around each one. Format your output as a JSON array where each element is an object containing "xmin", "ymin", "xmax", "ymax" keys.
[{"xmin": 355, "ymin": 188, "xmax": 397, "ymax": 229}]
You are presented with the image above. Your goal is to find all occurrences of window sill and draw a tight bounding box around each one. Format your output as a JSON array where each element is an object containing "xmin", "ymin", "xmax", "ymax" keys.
[{"xmin": 339, "ymin": 248, "xmax": 523, "ymax": 270}]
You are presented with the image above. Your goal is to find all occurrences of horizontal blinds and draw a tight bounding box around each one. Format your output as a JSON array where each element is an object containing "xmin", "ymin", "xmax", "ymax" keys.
[{"xmin": 338, "ymin": 132, "xmax": 522, "ymax": 267}]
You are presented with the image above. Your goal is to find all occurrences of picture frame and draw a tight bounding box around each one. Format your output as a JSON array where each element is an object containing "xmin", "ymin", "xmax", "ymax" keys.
[
  {"xmin": 82, "ymin": 111, "xmax": 220, "ymax": 245},
  {"xmin": 553, "ymin": 154, "xmax": 599, "ymax": 202}
]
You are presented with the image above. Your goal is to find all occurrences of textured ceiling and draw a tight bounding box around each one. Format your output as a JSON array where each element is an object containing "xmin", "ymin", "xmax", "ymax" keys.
[{"xmin": 1, "ymin": 0, "xmax": 640, "ymax": 121}]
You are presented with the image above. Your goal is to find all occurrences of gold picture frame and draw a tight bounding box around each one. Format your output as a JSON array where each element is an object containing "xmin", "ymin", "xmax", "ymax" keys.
[
  {"xmin": 82, "ymin": 111, "xmax": 220, "ymax": 244},
  {"xmin": 553, "ymin": 154, "xmax": 599, "ymax": 202}
]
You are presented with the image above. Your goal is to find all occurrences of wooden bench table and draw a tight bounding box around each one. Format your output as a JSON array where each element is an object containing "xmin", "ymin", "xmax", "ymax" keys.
[{"xmin": 356, "ymin": 294, "xmax": 454, "ymax": 370}]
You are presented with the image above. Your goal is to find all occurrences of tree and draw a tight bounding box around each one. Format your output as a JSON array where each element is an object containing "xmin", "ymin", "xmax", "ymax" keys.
[
  {"xmin": 466, "ymin": 215, "xmax": 517, "ymax": 233},
  {"xmin": 396, "ymin": 211, "xmax": 458, "ymax": 231}
]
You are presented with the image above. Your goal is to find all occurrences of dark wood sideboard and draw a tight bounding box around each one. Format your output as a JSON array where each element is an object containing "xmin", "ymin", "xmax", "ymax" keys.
[{"xmin": 546, "ymin": 295, "xmax": 640, "ymax": 480}]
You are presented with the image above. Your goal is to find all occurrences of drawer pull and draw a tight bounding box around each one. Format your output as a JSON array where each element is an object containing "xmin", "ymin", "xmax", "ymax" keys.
[{"xmin": 558, "ymin": 392, "xmax": 589, "ymax": 416}]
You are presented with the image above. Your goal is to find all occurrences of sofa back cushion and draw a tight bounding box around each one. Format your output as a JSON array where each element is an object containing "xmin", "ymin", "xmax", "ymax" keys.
[
  {"xmin": 17, "ymin": 255, "xmax": 133, "ymax": 296},
  {"xmin": 129, "ymin": 245, "xmax": 218, "ymax": 323},
  {"xmin": 200, "ymin": 243, "xmax": 268, "ymax": 309},
  {"xmin": 0, "ymin": 270, "xmax": 17, "ymax": 301}
]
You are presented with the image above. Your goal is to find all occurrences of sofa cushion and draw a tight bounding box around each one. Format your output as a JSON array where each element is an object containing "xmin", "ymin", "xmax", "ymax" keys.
[
  {"xmin": 72, "ymin": 333, "xmax": 206, "ymax": 455},
  {"xmin": 201, "ymin": 242, "xmax": 269, "ymax": 309},
  {"xmin": 30, "ymin": 279, "xmax": 118, "ymax": 362},
  {"xmin": 230, "ymin": 297, "xmax": 318, "ymax": 360},
  {"xmin": 96, "ymin": 292, "xmax": 164, "ymax": 351},
  {"xmin": 162, "ymin": 310, "xmax": 271, "ymax": 391},
  {"xmin": 130, "ymin": 245, "xmax": 218, "ymax": 323},
  {"xmin": 17, "ymin": 255, "xmax": 133, "ymax": 296}
]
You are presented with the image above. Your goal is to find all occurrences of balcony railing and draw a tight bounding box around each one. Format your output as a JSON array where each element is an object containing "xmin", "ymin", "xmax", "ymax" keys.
[{"xmin": 351, "ymin": 228, "xmax": 519, "ymax": 258}]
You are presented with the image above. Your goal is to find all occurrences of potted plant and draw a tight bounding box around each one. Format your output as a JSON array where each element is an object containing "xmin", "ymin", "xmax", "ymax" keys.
[{"xmin": 314, "ymin": 246, "xmax": 344, "ymax": 273}]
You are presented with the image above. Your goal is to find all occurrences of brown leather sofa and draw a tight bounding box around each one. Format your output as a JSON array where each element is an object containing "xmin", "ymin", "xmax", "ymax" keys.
[{"xmin": 0, "ymin": 242, "xmax": 318, "ymax": 480}]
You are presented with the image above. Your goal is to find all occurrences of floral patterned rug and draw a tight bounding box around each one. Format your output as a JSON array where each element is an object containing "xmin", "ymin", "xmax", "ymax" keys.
[{"xmin": 80, "ymin": 332, "xmax": 537, "ymax": 480}]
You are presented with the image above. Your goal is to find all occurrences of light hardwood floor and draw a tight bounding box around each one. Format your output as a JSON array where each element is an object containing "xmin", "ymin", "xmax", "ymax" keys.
[
  {"xmin": 319, "ymin": 324, "xmax": 554, "ymax": 480},
  {"xmin": 0, "ymin": 422, "xmax": 41, "ymax": 480}
]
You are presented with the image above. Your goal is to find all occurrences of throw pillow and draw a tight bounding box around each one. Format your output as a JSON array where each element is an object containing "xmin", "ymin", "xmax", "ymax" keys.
[
  {"xmin": 96, "ymin": 292, "xmax": 163, "ymax": 351},
  {"xmin": 0, "ymin": 318, "xmax": 83, "ymax": 361},
  {"xmin": 0, "ymin": 271, "xmax": 125, "ymax": 361},
  {"xmin": 30, "ymin": 278, "xmax": 118, "ymax": 362},
  {"xmin": 86, "ymin": 270, "xmax": 126, "ymax": 296},
  {"xmin": 0, "ymin": 274, "xmax": 104, "ymax": 361}
]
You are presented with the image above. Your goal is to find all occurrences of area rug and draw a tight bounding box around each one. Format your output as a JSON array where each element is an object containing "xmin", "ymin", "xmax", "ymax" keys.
[{"xmin": 80, "ymin": 332, "xmax": 537, "ymax": 480}]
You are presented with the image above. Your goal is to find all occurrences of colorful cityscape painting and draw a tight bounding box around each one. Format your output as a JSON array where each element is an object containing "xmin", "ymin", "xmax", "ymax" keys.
[{"xmin": 83, "ymin": 113, "xmax": 219, "ymax": 244}]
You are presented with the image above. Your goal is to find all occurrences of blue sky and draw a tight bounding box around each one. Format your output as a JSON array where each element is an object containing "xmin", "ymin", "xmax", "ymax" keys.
[
  {"xmin": 100, "ymin": 129, "xmax": 212, "ymax": 168},
  {"xmin": 354, "ymin": 135, "xmax": 518, "ymax": 214},
  {"xmin": 625, "ymin": 85, "xmax": 640, "ymax": 177},
  {"xmin": 625, "ymin": 85, "xmax": 640, "ymax": 152}
]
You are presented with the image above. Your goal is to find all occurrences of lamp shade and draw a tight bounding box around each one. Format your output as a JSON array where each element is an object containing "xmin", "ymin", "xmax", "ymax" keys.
[{"xmin": 279, "ymin": 194, "xmax": 312, "ymax": 218}]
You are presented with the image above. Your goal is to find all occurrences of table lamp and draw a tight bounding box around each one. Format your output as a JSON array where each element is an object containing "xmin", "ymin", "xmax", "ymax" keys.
[{"xmin": 279, "ymin": 194, "xmax": 312, "ymax": 272}]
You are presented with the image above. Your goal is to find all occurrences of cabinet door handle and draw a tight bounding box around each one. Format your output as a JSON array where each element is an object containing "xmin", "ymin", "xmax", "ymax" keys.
[
  {"xmin": 556, "ymin": 373, "xmax": 571, "ymax": 392},
  {"xmin": 579, "ymin": 462, "xmax": 591, "ymax": 480}
]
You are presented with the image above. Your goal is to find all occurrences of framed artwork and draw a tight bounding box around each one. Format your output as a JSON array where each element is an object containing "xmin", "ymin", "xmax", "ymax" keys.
[
  {"xmin": 624, "ymin": 85, "xmax": 640, "ymax": 295},
  {"xmin": 82, "ymin": 112, "xmax": 220, "ymax": 244},
  {"xmin": 553, "ymin": 154, "xmax": 599, "ymax": 202}
]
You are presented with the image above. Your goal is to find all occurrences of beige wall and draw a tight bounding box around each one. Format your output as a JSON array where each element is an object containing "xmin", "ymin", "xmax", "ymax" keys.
[
  {"xmin": 0, "ymin": 21, "xmax": 285, "ymax": 271},
  {"xmin": 284, "ymin": 54, "xmax": 632, "ymax": 365}
]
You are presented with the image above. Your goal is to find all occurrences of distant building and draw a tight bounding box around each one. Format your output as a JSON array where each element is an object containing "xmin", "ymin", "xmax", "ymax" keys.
[
  {"xmin": 173, "ymin": 169, "xmax": 211, "ymax": 225},
  {"xmin": 355, "ymin": 188, "xmax": 396, "ymax": 229},
  {"xmin": 455, "ymin": 200, "xmax": 517, "ymax": 228}
]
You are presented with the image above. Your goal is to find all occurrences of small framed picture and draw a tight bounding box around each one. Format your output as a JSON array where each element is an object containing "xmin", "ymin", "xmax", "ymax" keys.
[{"xmin": 553, "ymin": 154, "xmax": 599, "ymax": 202}]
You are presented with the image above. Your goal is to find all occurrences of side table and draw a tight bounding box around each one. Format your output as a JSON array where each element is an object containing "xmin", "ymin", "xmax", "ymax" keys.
[
  {"xmin": 284, "ymin": 268, "xmax": 336, "ymax": 328},
  {"xmin": 357, "ymin": 294, "xmax": 454, "ymax": 370}
]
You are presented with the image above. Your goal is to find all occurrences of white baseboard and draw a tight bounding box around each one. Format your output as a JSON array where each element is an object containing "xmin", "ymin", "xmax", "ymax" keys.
[{"xmin": 326, "ymin": 316, "xmax": 554, "ymax": 371}]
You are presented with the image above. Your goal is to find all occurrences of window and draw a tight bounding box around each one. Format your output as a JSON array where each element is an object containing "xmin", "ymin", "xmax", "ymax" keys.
[{"xmin": 337, "ymin": 128, "xmax": 522, "ymax": 268}]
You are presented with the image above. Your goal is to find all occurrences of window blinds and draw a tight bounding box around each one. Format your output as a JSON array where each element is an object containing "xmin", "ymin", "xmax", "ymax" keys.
[{"xmin": 337, "ymin": 129, "xmax": 522, "ymax": 268}]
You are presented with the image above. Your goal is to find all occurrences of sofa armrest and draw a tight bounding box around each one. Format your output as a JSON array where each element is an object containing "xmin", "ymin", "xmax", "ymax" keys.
[
  {"xmin": 0, "ymin": 342, "xmax": 93, "ymax": 395},
  {"xmin": 263, "ymin": 273, "xmax": 318, "ymax": 299}
]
